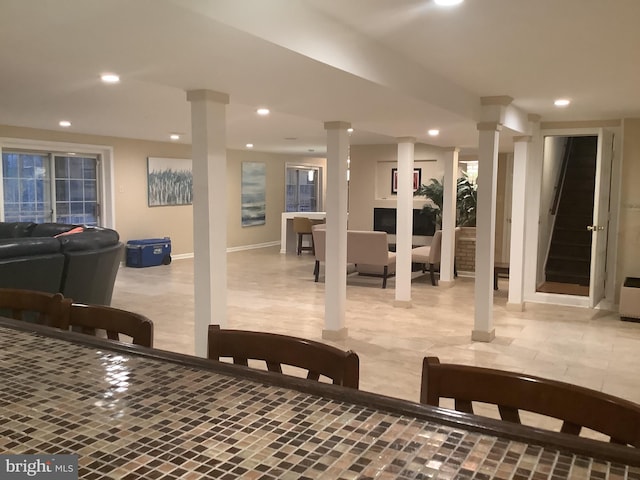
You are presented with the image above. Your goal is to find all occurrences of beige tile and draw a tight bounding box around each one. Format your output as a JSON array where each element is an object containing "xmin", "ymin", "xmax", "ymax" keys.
[{"xmin": 111, "ymin": 246, "xmax": 640, "ymax": 430}]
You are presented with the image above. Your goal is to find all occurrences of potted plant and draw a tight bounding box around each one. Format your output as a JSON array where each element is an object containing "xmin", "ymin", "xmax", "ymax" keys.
[{"xmin": 414, "ymin": 172, "xmax": 477, "ymax": 228}]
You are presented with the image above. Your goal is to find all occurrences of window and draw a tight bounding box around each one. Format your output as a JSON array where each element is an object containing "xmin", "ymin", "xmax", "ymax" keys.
[
  {"xmin": 2, "ymin": 151, "xmax": 99, "ymax": 225},
  {"xmin": 285, "ymin": 165, "xmax": 321, "ymax": 212}
]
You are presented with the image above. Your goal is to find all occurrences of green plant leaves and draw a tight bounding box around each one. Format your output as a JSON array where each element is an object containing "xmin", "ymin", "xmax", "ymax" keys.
[{"xmin": 414, "ymin": 172, "xmax": 477, "ymax": 227}]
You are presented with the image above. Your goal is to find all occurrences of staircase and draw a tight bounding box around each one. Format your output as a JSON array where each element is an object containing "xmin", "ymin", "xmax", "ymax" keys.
[{"xmin": 545, "ymin": 136, "xmax": 597, "ymax": 286}]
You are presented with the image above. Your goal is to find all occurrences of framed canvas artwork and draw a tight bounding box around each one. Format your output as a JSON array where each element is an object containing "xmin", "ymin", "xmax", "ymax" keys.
[
  {"xmin": 391, "ymin": 167, "xmax": 421, "ymax": 194},
  {"xmin": 147, "ymin": 157, "xmax": 193, "ymax": 206},
  {"xmin": 241, "ymin": 162, "xmax": 266, "ymax": 226}
]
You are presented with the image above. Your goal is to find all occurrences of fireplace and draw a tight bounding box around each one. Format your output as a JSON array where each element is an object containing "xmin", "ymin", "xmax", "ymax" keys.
[{"xmin": 373, "ymin": 208, "xmax": 436, "ymax": 237}]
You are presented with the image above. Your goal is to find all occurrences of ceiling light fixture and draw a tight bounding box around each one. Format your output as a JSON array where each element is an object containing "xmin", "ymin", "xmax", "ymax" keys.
[
  {"xmin": 101, "ymin": 73, "xmax": 120, "ymax": 84},
  {"xmin": 169, "ymin": 134, "xmax": 180, "ymax": 140},
  {"xmin": 59, "ymin": 120, "xmax": 71, "ymax": 127},
  {"xmin": 554, "ymin": 98, "xmax": 571, "ymax": 107},
  {"xmin": 428, "ymin": 129, "xmax": 440, "ymax": 136},
  {"xmin": 256, "ymin": 108, "xmax": 270, "ymax": 116},
  {"xmin": 347, "ymin": 128, "xmax": 354, "ymax": 133},
  {"xmin": 434, "ymin": 0, "xmax": 464, "ymax": 6},
  {"xmin": 246, "ymin": 143, "xmax": 254, "ymax": 148}
]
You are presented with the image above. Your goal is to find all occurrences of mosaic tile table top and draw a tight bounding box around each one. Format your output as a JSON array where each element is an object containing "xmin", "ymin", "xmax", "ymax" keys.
[{"xmin": 1, "ymin": 323, "xmax": 640, "ymax": 480}]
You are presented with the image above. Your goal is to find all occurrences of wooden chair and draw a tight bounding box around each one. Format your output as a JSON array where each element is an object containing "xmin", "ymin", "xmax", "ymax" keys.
[
  {"xmin": 66, "ymin": 303, "xmax": 154, "ymax": 347},
  {"xmin": 0, "ymin": 288, "xmax": 71, "ymax": 328},
  {"xmin": 293, "ymin": 217, "xmax": 314, "ymax": 255},
  {"xmin": 207, "ymin": 324, "xmax": 359, "ymax": 388},
  {"xmin": 420, "ymin": 356, "xmax": 640, "ymax": 447}
]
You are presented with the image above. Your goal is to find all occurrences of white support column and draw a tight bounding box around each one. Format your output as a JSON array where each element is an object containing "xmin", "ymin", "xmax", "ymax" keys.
[
  {"xmin": 394, "ymin": 137, "xmax": 416, "ymax": 306},
  {"xmin": 187, "ymin": 89, "xmax": 229, "ymax": 357},
  {"xmin": 472, "ymin": 122, "xmax": 501, "ymax": 342},
  {"xmin": 507, "ymin": 136, "xmax": 531, "ymax": 311},
  {"xmin": 322, "ymin": 121, "xmax": 351, "ymax": 341},
  {"xmin": 440, "ymin": 147, "xmax": 459, "ymax": 286}
]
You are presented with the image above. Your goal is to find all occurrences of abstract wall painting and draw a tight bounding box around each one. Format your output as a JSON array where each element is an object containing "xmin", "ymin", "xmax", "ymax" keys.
[
  {"xmin": 147, "ymin": 157, "xmax": 193, "ymax": 206},
  {"xmin": 241, "ymin": 162, "xmax": 266, "ymax": 226}
]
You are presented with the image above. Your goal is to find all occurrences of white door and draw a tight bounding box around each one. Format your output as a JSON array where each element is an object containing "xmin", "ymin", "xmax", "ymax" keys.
[{"xmin": 589, "ymin": 129, "xmax": 614, "ymax": 307}]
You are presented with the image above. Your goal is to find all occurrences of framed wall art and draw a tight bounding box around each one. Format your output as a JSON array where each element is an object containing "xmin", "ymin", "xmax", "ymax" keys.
[
  {"xmin": 147, "ymin": 157, "xmax": 193, "ymax": 206},
  {"xmin": 241, "ymin": 162, "xmax": 266, "ymax": 226},
  {"xmin": 391, "ymin": 167, "xmax": 421, "ymax": 194}
]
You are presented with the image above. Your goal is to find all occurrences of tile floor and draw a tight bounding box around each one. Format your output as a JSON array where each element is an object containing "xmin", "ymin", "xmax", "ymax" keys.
[{"xmin": 111, "ymin": 246, "xmax": 640, "ymax": 423}]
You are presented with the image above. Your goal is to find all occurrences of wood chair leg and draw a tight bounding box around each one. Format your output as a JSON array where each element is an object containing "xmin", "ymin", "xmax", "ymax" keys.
[
  {"xmin": 382, "ymin": 266, "xmax": 388, "ymax": 289},
  {"xmin": 297, "ymin": 234, "xmax": 302, "ymax": 255},
  {"xmin": 430, "ymin": 264, "xmax": 438, "ymax": 286},
  {"xmin": 314, "ymin": 261, "xmax": 320, "ymax": 282},
  {"xmin": 454, "ymin": 258, "xmax": 458, "ymax": 278}
]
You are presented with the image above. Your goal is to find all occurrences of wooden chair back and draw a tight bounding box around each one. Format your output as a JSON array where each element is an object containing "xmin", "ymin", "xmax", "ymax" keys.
[
  {"xmin": 208, "ymin": 325, "xmax": 359, "ymax": 388},
  {"xmin": 0, "ymin": 288, "xmax": 71, "ymax": 328},
  {"xmin": 67, "ymin": 303, "xmax": 154, "ymax": 347},
  {"xmin": 420, "ymin": 356, "xmax": 640, "ymax": 447}
]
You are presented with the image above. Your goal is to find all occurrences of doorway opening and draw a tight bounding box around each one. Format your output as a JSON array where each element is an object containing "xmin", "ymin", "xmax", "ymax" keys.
[{"xmin": 535, "ymin": 130, "xmax": 613, "ymax": 307}]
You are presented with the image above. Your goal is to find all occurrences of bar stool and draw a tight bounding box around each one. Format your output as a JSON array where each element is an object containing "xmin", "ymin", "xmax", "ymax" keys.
[{"xmin": 293, "ymin": 217, "xmax": 314, "ymax": 255}]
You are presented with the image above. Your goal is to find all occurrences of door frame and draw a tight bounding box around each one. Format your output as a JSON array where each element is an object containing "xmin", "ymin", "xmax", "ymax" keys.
[
  {"xmin": 523, "ymin": 126, "xmax": 621, "ymax": 309},
  {"xmin": 0, "ymin": 137, "xmax": 116, "ymax": 228}
]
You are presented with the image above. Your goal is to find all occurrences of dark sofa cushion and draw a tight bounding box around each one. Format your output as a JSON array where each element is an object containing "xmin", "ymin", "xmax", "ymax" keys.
[
  {"xmin": 61, "ymin": 242, "xmax": 124, "ymax": 305},
  {"xmin": 0, "ymin": 237, "xmax": 62, "ymax": 259},
  {"xmin": 57, "ymin": 228, "xmax": 120, "ymax": 252},
  {"xmin": 0, "ymin": 255, "xmax": 66, "ymax": 293},
  {"xmin": 0, "ymin": 222, "xmax": 36, "ymax": 239},
  {"xmin": 31, "ymin": 223, "xmax": 80, "ymax": 237}
]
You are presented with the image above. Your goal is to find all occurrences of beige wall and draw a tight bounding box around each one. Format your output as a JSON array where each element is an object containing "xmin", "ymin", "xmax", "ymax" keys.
[
  {"xmin": 616, "ymin": 118, "xmax": 640, "ymax": 297},
  {"xmin": 0, "ymin": 125, "xmax": 325, "ymax": 255},
  {"xmin": 348, "ymin": 143, "xmax": 450, "ymax": 230},
  {"xmin": 227, "ymin": 151, "xmax": 326, "ymax": 248}
]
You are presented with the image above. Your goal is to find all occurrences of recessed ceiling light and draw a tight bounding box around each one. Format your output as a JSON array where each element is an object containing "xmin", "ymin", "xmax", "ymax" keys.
[
  {"xmin": 246, "ymin": 143, "xmax": 254, "ymax": 148},
  {"xmin": 347, "ymin": 128, "xmax": 354, "ymax": 133},
  {"xmin": 59, "ymin": 120, "xmax": 71, "ymax": 127},
  {"xmin": 434, "ymin": 0, "xmax": 464, "ymax": 6},
  {"xmin": 428, "ymin": 129, "xmax": 440, "ymax": 136},
  {"xmin": 284, "ymin": 137, "xmax": 297, "ymax": 141},
  {"xmin": 256, "ymin": 108, "xmax": 270, "ymax": 116},
  {"xmin": 169, "ymin": 134, "xmax": 180, "ymax": 140},
  {"xmin": 101, "ymin": 73, "xmax": 120, "ymax": 84},
  {"xmin": 554, "ymin": 98, "xmax": 571, "ymax": 107}
]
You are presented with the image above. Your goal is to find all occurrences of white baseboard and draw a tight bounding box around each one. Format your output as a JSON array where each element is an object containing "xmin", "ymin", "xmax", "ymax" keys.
[
  {"xmin": 172, "ymin": 253, "xmax": 194, "ymax": 260},
  {"xmin": 227, "ymin": 241, "xmax": 281, "ymax": 253}
]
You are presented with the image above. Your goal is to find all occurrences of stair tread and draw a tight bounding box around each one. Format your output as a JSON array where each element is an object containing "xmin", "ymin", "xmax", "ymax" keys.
[
  {"xmin": 547, "ymin": 254, "xmax": 590, "ymax": 263},
  {"xmin": 546, "ymin": 272, "xmax": 590, "ymax": 283},
  {"xmin": 550, "ymin": 240, "xmax": 591, "ymax": 247}
]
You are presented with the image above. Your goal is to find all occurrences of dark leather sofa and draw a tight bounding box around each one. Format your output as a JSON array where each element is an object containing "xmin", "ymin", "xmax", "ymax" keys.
[{"xmin": 0, "ymin": 222, "xmax": 124, "ymax": 305}]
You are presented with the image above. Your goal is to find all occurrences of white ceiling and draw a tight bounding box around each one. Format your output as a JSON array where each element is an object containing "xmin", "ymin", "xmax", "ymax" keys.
[{"xmin": 1, "ymin": 0, "xmax": 639, "ymax": 156}]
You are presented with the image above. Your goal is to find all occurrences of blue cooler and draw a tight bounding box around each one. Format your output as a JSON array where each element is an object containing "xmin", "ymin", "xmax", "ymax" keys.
[{"xmin": 126, "ymin": 237, "xmax": 172, "ymax": 267}]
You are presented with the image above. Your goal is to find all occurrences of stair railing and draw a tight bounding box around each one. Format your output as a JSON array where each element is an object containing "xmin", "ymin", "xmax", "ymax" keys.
[
  {"xmin": 550, "ymin": 137, "xmax": 573, "ymax": 215},
  {"xmin": 544, "ymin": 137, "xmax": 573, "ymax": 282}
]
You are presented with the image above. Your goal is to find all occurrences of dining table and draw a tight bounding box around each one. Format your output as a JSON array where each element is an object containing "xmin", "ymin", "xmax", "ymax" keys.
[{"xmin": 1, "ymin": 316, "xmax": 640, "ymax": 479}]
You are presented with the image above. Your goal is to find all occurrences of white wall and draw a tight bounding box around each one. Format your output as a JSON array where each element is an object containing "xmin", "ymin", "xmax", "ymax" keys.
[{"xmin": 537, "ymin": 136, "xmax": 566, "ymax": 282}]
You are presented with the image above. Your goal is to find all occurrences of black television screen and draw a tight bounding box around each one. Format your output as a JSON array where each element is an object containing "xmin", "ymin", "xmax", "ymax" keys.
[{"xmin": 373, "ymin": 208, "xmax": 435, "ymax": 236}]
